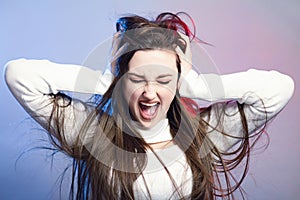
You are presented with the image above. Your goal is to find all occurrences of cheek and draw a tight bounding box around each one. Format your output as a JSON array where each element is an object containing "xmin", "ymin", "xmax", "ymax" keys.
[
  {"xmin": 123, "ymin": 80, "xmax": 141, "ymax": 106},
  {"xmin": 164, "ymin": 80, "xmax": 177, "ymax": 96},
  {"xmin": 159, "ymin": 84, "xmax": 177, "ymax": 106}
]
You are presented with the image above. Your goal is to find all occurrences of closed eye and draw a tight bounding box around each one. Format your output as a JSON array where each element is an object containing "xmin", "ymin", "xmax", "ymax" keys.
[
  {"xmin": 157, "ymin": 80, "xmax": 171, "ymax": 85},
  {"xmin": 130, "ymin": 79, "xmax": 145, "ymax": 83}
]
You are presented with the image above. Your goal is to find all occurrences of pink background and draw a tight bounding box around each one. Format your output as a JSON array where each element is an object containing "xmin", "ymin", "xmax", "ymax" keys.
[{"xmin": 1, "ymin": 1, "xmax": 299, "ymax": 199}]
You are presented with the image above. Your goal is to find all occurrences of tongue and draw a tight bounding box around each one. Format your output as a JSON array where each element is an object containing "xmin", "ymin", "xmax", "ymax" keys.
[
  {"xmin": 140, "ymin": 104, "xmax": 158, "ymax": 117},
  {"xmin": 144, "ymin": 105, "xmax": 157, "ymax": 116}
]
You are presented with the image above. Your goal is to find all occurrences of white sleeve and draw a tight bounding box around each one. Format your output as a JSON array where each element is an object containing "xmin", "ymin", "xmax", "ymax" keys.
[
  {"xmin": 179, "ymin": 69, "xmax": 295, "ymax": 151},
  {"xmin": 4, "ymin": 58, "xmax": 114, "ymax": 145}
]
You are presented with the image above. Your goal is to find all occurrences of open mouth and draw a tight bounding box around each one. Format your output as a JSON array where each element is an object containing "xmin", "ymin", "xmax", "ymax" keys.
[{"xmin": 139, "ymin": 102, "xmax": 160, "ymax": 120}]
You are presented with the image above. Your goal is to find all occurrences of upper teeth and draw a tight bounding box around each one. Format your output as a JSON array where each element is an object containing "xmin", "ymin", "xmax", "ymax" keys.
[{"xmin": 140, "ymin": 102, "xmax": 158, "ymax": 107}]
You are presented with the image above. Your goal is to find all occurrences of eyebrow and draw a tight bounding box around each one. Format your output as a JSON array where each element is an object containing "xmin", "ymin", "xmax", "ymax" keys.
[{"xmin": 127, "ymin": 72, "xmax": 173, "ymax": 79}]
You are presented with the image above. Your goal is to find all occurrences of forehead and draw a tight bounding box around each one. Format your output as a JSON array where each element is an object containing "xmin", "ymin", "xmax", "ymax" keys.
[{"xmin": 128, "ymin": 50, "xmax": 178, "ymax": 75}]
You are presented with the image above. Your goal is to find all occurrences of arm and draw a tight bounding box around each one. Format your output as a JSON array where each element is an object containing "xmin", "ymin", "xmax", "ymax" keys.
[
  {"xmin": 179, "ymin": 69, "xmax": 295, "ymax": 151},
  {"xmin": 4, "ymin": 58, "xmax": 113, "ymax": 145}
]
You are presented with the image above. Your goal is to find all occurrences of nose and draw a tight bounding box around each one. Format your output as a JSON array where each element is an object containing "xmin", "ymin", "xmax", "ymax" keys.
[{"xmin": 142, "ymin": 82, "xmax": 157, "ymax": 99}]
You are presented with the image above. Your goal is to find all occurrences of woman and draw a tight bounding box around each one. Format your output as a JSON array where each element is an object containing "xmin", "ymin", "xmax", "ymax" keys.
[{"xmin": 4, "ymin": 12, "xmax": 294, "ymax": 199}]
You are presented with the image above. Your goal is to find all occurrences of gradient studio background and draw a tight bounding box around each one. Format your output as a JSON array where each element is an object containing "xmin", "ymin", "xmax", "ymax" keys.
[{"xmin": 1, "ymin": 1, "xmax": 299, "ymax": 199}]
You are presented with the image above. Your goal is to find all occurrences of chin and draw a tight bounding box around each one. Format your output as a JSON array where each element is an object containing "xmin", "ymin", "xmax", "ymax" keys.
[{"xmin": 135, "ymin": 114, "xmax": 165, "ymax": 129}]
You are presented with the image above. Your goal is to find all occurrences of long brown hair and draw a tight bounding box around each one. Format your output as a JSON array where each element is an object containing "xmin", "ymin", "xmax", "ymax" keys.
[{"xmin": 46, "ymin": 12, "xmax": 267, "ymax": 199}]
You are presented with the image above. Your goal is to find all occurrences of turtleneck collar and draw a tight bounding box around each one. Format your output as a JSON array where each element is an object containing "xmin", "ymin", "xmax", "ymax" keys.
[{"xmin": 128, "ymin": 119, "xmax": 173, "ymax": 144}]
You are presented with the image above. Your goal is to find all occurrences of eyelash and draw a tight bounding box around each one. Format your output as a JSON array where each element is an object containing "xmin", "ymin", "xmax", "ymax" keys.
[
  {"xmin": 157, "ymin": 80, "xmax": 171, "ymax": 85},
  {"xmin": 130, "ymin": 79, "xmax": 145, "ymax": 83},
  {"xmin": 130, "ymin": 79, "xmax": 171, "ymax": 85}
]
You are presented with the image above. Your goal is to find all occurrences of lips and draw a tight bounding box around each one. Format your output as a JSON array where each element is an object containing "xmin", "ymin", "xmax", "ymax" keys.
[{"xmin": 139, "ymin": 101, "xmax": 160, "ymax": 120}]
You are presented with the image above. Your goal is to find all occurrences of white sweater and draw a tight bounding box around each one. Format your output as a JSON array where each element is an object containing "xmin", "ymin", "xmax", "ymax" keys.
[{"xmin": 4, "ymin": 59, "xmax": 294, "ymax": 199}]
